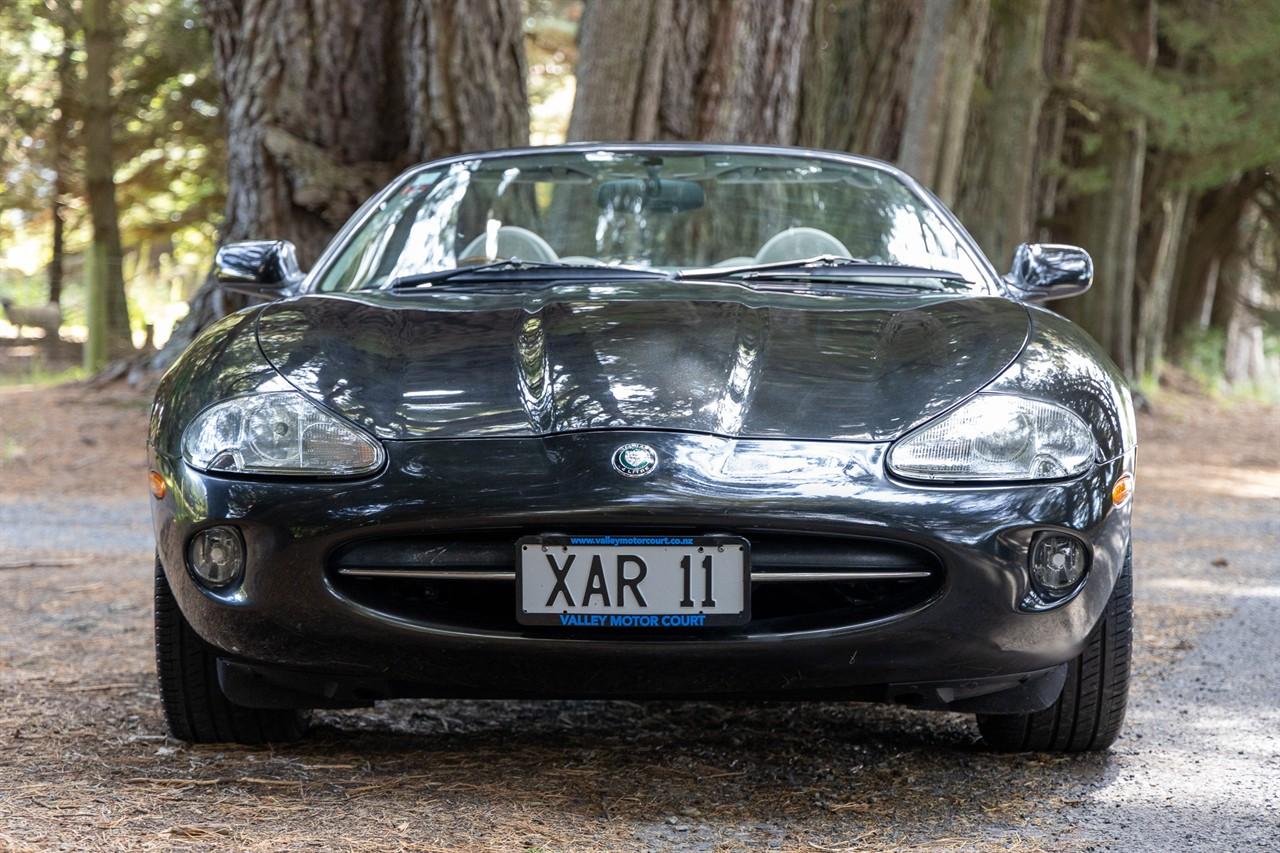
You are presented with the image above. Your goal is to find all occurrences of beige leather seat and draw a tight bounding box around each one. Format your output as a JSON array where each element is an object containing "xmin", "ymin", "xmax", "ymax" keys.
[
  {"xmin": 712, "ymin": 256, "xmax": 756, "ymax": 268},
  {"xmin": 459, "ymin": 225, "xmax": 559, "ymax": 263},
  {"xmin": 754, "ymin": 227, "xmax": 851, "ymax": 264}
]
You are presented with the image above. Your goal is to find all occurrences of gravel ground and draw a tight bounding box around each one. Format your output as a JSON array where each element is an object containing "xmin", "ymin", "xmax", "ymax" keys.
[
  {"xmin": 0, "ymin": 382, "xmax": 1277, "ymax": 851},
  {"xmin": 1069, "ymin": 480, "xmax": 1279, "ymax": 847}
]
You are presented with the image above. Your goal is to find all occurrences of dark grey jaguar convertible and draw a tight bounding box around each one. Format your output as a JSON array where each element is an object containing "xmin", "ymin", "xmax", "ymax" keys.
[{"xmin": 149, "ymin": 143, "xmax": 1135, "ymax": 751}]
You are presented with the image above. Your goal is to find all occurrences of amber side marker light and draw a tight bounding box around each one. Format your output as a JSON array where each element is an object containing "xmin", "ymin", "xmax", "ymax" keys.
[
  {"xmin": 148, "ymin": 470, "xmax": 167, "ymax": 500},
  {"xmin": 1111, "ymin": 473, "xmax": 1134, "ymax": 507}
]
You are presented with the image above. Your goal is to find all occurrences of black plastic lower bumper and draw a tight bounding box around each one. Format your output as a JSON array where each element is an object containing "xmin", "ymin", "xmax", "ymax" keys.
[{"xmin": 217, "ymin": 656, "xmax": 1069, "ymax": 714}]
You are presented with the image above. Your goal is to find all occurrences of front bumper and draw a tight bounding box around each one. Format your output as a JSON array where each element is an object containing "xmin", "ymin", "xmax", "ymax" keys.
[{"xmin": 151, "ymin": 431, "xmax": 1133, "ymax": 707}]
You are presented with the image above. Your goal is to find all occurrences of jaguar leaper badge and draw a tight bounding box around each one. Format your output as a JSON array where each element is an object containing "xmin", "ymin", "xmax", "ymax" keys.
[{"xmin": 612, "ymin": 443, "xmax": 658, "ymax": 478}]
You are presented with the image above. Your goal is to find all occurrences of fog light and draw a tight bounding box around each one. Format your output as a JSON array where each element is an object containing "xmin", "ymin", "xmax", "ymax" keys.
[
  {"xmin": 188, "ymin": 526, "xmax": 244, "ymax": 588},
  {"xmin": 1029, "ymin": 533, "xmax": 1087, "ymax": 596}
]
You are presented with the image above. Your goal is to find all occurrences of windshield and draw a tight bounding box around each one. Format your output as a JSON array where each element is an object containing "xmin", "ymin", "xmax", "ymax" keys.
[{"xmin": 314, "ymin": 148, "xmax": 989, "ymax": 292}]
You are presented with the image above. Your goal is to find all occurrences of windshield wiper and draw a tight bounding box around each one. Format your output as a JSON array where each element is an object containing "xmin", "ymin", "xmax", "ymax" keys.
[
  {"xmin": 384, "ymin": 259, "xmax": 669, "ymax": 290},
  {"xmin": 678, "ymin": 255, "xmax": 969, "ymax": 286}
]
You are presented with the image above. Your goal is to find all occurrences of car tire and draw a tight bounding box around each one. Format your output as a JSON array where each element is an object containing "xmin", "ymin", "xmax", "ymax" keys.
[
  {"xmin": 154, "ymin": 556, "xmax": 308, "ymax": 744},
  {"xmin": 976, "ymin": 549, "xmax": 1132, "ymax": 753}
]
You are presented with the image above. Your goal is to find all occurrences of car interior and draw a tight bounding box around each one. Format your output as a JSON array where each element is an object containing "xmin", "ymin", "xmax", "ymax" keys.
[{"xmin": 457, "ymin": 223, "xmax": 854, "ymax": 269}]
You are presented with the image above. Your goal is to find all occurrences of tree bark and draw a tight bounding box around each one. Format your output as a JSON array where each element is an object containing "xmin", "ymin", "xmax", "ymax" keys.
[
  {"xmin": 571, "ymin": 0, "xmax": 994, "ymax": 202},
  {"xmin": 566, "ymin": 0, "xmax": 667, "ymax": 140},
  {"xmin": 1032, "ymin": 0, "xmax": 1082, "ymax": 239},
  {"xmin": 48, "ymin": 22, "xmax": 74, "ymax": 306},
  {"xmin": 153, "ymin": 0, "xmax": 528, "ymax": 370},
  {"xmin": 1221, "ymin": 204, "xmax": 1267, "ymax": 385},
  {"xmin": 569, "ymin": 0, "xmax": 813, "ymax": 144},
  {"xmin": 797, "ymin": 0, "xmax": 919, "ymax": 160},
  {"xmin": 403, "ymin": 0, "xmax": 528, "ymax": 156},
  {"xmin": 897, "ymin": 0, "xmax": 990, "ymax": 203},
  {"xmin": 1054, "ymin": 0, "xmax": 1156, "ymax": 376},
  {"xmin": 211, "ymin": 0, "xmax": 412, "ymax": 267},
  {"xmin": 1134, "ymin": 185, "xmax": 1189, "ymax": 380},
  {"xmin": 954, "ymin": 0, "xmax": 1051, "ymax": 267},
  {"xmin": 1078, "ymin": 120, "xmax": 1147, "ymax": 375},
  {"xmin": 82, "ymin": 0, "xmax": 133, "ymax": 362},
  {"xmin": 1167, "ymin": 170, "xmax": 1266, "ymax": 358},
  {"xmin": 896, "ymin": 0, "xmax": 953, "ymax": 184}
]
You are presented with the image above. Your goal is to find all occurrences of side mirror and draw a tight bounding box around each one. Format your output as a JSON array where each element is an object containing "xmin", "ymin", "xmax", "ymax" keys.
[
  {"xmin": 1005, "ymin": 243, "xmax": 1093, "ymax": 301},
  {"xmin": 214, "ymin": 240, "xmax": 303, "ymax": 300}
]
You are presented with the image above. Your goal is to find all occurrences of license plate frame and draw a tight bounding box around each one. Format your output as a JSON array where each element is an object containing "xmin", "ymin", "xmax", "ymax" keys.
[{"xmin": 515, "ymin": 534, "xmax": 751, "ymax": 628}]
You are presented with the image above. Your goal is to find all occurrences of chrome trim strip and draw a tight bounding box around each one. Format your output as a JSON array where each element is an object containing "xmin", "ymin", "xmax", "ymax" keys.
[
  {"xmin": 751, "ymin": 570, "xmax": 932, "ymax": 582},
  {"xmin": 338, "ymin": 568, "xmax": 514, "ymax": 580},
  {"xmin": 337, "ymin": 567, "xmax": 932, "ymax": 582}
]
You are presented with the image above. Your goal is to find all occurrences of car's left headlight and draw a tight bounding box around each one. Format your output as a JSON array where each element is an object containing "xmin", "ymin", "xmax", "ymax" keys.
[
  {"xmin": 182, "ymin": 391, "xmax": 384, "ymax": 477},
  {"xmin": 887, "ymin": 393, "xmax": 1096, "ymax": 482}
]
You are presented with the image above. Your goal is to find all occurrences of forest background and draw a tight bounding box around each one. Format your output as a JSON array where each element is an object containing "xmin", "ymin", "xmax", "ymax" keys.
[{"xmin": 1, "ymin": 0, "xmax": 1276, "ymax": 396}]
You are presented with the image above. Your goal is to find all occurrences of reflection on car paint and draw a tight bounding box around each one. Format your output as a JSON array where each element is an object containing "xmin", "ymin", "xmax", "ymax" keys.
[{"xmin": 250, "ymin": 285, "xmax": 1030, "ymax": 443}]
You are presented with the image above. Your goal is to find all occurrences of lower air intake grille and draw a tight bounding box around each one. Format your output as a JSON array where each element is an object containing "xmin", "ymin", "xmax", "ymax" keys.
[{"xmin": 327, "ymin": 530, "xmax": 944, "ymax": 635}]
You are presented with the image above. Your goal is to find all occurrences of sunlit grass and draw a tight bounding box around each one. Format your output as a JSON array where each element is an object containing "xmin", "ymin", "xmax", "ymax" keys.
[
  {"xmin": 0, "ymin": 360, "xmax": 88, "ymax": 389},
  {"xmin": 2, "ymin": 435, "xmax": 26, "ymax": 462}
]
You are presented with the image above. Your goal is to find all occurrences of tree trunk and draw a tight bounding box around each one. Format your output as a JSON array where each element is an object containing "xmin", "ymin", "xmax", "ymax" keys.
[
  {"xmin": 896, "ymin": 0, "xmax": 952, "ymax": 184},
  {"xmin": 153, "ymin": 0, "xmax": 528, "ymax": 371},
  {"xmin": 82, "ymin": 0, "xmax": 132, "ymax": 362},
  {"xmin": 1032, "ymin": 0, "xmax": 1082, "ymax": 239},
  {"xmin": 1078, "ymin": 120, "xmax": 1147, "ymax": 375},
  {"xmin": 1055, "ymin": 0, "xmax": 1156, "ymax": 376},
  {"xmin": 1167, "ymin": 171, "xmax": 1266, "ymax": 358},
  {"xmin": 568, "ymin": 0, "xmax": 813, "ymax": 144},
  {"xmin": 954, "ymin": 0, "xmax": 1051, "ymax": 267},
  {"xmin": 403, "ymin": 0, "xmax": 529, "ymax": 156},
  {"xmin": 48, "ymin": 23, "xmax": 74, "ymax": 306},
  {"xmin": 1221, "ymin": 204, "xmax": 1267, "ymax": 386},
  {"xmin": 212, "ymin": 1, "xmax": 415, "ymax": 267},
  {"xmin": 1134, "ymin": 186, "xmax": 1189, "ymax": 380},
  {"xmin": 797, "ymin": 0, "xmax": 919, "ymax": 160},
  {"xmin": 566, "ymin": 0, "xmax": 667, "ymax": 140},
  {"xmin": 897, "ymin": 0, "xmax": 990, "ymax": 203}
]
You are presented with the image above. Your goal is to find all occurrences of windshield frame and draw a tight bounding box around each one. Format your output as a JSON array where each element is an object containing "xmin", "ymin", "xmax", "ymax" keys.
[{"xmin": 301, "ymin": 143, "xmax": 1006, "ymax": 297}]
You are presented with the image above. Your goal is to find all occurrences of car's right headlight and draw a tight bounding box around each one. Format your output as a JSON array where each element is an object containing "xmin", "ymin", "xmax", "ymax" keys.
[
  {"xmin": 887, "ymin": 393, "xmax": 1096, "ymax": 482},
  {"xmin": 182, "ymin": 391, "xmax": 384, "ymax": 477}
]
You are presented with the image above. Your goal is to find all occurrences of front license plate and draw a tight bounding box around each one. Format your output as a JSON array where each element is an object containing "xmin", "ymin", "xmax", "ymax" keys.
[{"xmin": 516, "ymin": 535, "xmax": 750, "ymax": 628}]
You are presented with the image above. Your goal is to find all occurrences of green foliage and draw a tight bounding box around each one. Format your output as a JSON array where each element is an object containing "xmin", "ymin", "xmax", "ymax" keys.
[
  {"xmin": 1181, "ymin": 325, "xmax": 1227, "ymax": 388},
  {"xmin": 0, "ymin": 360, "xmax": 87, "ymax": 389},
  {"xmin": 1074, "ymin": 0, "xmax": 1280, "ymax": 190},
  {"xmin": 0, "ymin": 0, "xmax": 222, "ymax": 343},
  {"xmin": 0, "ymin": 3, "xmax": 65, "ymax": 237},
  {"xmin": 114, "ymin": 0, "xmax": 225, "ymax": 246},
  {"xmin": 1166, "ymin": 328, "xmax": 1275, "ymax": 402}
]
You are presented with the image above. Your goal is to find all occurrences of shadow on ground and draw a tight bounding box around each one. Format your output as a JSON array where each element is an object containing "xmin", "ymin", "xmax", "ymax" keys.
[{"xmin": 3, "ymin": 382, "xmax": 1276, "ymax": 851}]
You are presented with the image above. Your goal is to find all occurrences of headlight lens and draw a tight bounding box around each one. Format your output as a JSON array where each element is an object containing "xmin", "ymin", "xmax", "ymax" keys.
[
  {"xmin": 888, "ymin": 394, "xmax": 1095, "ymax": 481},
  {"xmin": 182, "ymin": 392, "xmax": 383, "ymax": 477}
]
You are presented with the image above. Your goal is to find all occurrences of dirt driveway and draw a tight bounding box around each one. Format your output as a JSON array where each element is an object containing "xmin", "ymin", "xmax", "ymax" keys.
[{"xmin": 1, "ymin": 383, "xmax": 1277, "ymax": 851}]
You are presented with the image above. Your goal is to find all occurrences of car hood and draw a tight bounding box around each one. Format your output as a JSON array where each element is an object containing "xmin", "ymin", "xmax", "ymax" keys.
[{"xmin": 256, "ymin": 282, "xmax": 1029, "ymax": 441}]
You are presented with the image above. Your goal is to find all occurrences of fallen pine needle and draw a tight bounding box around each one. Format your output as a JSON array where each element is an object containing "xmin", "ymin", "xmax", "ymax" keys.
[
  {"xmin": 704, "ymin": 769, "xmax": 748, "ymax": 779},
  {"xmin": 0, "ymin": 558, "xmax": 84, "ymax": 570},
  {"xmin": 163, "ymin": 824, "xmax": 233, "ymax": 839},
  {"xmin": 127, "ymin": 776, "xmax": 309, "ymax": 789}
]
